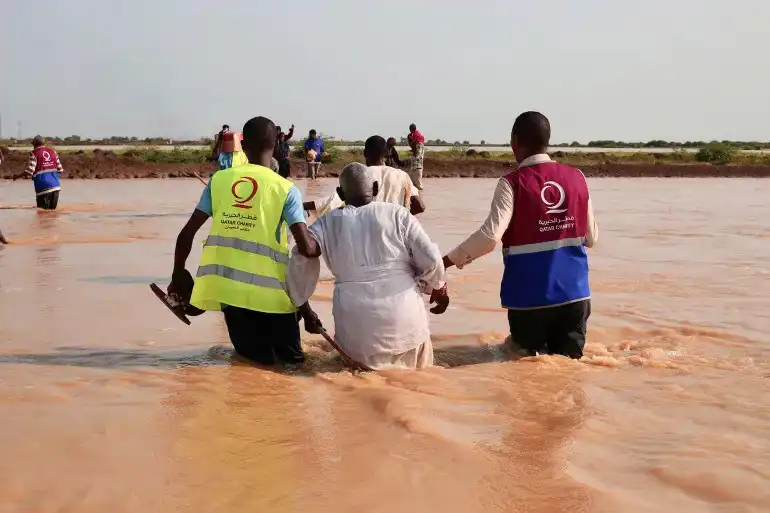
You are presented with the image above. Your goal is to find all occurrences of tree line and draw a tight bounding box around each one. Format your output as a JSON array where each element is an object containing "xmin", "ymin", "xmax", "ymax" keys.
[{"xmin": 2, "ymin": 135, "xmax": 770, "ymax": 151}]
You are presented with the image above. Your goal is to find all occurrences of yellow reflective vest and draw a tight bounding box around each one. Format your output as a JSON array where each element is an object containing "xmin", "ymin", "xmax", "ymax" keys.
[{"xmin": 190, "ymin": 163, "xmax": 296, "ymax": 314}]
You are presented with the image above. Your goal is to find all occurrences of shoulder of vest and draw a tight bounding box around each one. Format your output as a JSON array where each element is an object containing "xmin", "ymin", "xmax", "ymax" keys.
[{"xmin": 213, "ymin": 164, "xmax": 292, "ymax": 188}]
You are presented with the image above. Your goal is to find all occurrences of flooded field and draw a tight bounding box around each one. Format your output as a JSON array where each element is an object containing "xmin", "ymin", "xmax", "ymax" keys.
[{"xmin": 0, "ymin": 178, "xmax": 768, "ymax": 512}]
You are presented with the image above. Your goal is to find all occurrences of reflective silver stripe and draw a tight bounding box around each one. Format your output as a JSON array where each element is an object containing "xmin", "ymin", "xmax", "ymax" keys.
[
  {"xmin": 196, "ymin": 264, "xmax": 286, "ymax": 290},
  {"xmin": 204, "ymin": 235, "xmax": 289, "ymax": 264},
  {"xmin": 504, "ymin": 237, "xmax": 585, "ymax": 256}
]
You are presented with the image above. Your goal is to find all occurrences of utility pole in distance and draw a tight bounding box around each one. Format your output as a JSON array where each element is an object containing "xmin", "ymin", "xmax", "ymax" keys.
[{"xmin": 17, "ymin": 120, "xmax": 22, "ymax": 140}]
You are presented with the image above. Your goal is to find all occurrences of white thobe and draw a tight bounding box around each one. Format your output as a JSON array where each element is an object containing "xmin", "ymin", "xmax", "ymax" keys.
[{"xmin": 287, "ymin": 202, "xmax": 445, "ymax": 370}]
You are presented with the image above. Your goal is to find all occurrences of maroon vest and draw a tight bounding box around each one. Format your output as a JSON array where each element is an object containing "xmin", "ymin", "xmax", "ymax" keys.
[
  {"xmin": 501, "ymin": 162, "xmax": 589, "ymax": 247},
  {"xmin": 32, "ymin": 146, "xmax": 59, "ymax": 172}
]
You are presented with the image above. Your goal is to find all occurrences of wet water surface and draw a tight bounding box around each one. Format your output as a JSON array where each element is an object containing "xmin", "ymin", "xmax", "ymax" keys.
[{"xmin": 0, "ymin": 178, "xmax": 768, "ymax": 512}]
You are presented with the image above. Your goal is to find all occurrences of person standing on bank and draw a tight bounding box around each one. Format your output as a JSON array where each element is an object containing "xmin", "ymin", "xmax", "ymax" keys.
[
  {"xmin": 304, "ymin": 129, "xmax": 324, "ymax": 179},
  {"xmin": 442, "ymin": 112, "xmax": 599, "ymax": 359},
  {"xmin": 26, "ymin": 136, "xmax": 63, "ymax": 210},
  {"xmin": 385, "ymin": 137, "xmax": 405, "ymax": 168},
  {"xmin": 406, "ymin": 124, "xmax": 425, "ymax": 191},
  {"xmin": 170, "ymin": 116, "xmax": 323, "ymax": 366}
]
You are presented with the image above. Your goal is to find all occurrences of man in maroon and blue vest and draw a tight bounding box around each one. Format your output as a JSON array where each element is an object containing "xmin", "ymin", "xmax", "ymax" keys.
[
  {"xmin": 26, "ymin": 136, "xmax": 63, "ymax": 210},
  {"xmin": 442, "ymin": 112, "xmax": 599, "ymax": 359}
]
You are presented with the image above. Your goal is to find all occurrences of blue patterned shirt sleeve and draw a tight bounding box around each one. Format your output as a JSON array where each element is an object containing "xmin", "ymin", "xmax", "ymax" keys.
[
  {"xmin": 282, "ymin": 186, "xmax": 305, "ymax": 227},
  {"xmin": 195, "ymin": 182, "xmax": 213, "ymax": 216},
  {"xmin": 276, "ymin": 185, "xmax": 305, "ymax": 242}
]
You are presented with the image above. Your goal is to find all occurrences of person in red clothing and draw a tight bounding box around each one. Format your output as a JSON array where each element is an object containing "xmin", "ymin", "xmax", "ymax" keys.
[{"xmin": 442, "ymin": 112, "xmax": 599, "ymax": 359}]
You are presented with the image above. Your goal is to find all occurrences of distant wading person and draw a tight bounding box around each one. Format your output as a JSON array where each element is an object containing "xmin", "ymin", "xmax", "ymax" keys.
[
  {"xmin": 213, "ymin": 125, "xmax": 248, "ymax": 170},
  {"xmin": 170, "ymin": 116, "xmax": 323, "ymax": 366},
  {"xmin": 302, "ymin": 135, "xmax": 425, "ymax": 217},
  {"xmin": 273, "ymin": 124, "xmax": 295, "ymax": 178},
  {"xmin": 442, "ymin": 111, "xmax": 599, "ymax": 359},
  {"xmin": 0, "ymin": 149, "xmax": 5, "ymax": 243},
  {"xmin": 385, "ymin": 137, "xmax": 405, "ymax": 168},
  {"xmin": 27, "ymin": 136, "xmax": 63, "ymax": 210},
  {"xmin": 406, "ymin": 123, "xmax": 425, "ymax": 190},
  {"xmin": 212, "ymin": 125, "xmax": 229, "ymax": 167},
  {"xmin": 304, "ymin": 129, "xmax": 324, "ymax": 179}
]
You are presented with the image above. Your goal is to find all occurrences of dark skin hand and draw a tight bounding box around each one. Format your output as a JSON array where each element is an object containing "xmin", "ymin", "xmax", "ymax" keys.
[
  {"xmin": 442, "ymin": 255, "xmax": 455, "ymax": 270},
  {"xmin": 429, "ymin": 284, "xmax": 449, "ymax": 314},
  {"xmin": 410, "ymin": 195, "xmax": 425, "ymax": 215},
  {"xmin": 298, "ymin": 302, "xmax": 323, "ymax": 334}
]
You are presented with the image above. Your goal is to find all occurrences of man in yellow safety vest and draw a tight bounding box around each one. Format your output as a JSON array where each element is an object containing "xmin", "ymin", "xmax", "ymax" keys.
[{"xmin": 171, "ymin": 116, "xmax": 323, "ymax": 366}]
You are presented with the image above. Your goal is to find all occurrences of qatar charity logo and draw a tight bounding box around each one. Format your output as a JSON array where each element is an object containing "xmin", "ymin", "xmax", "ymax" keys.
[
  {"xmin": 541, "ymin": 181, "xmax": 567, "ymax": 214},
  {"xmin": 42, "ymin": 150, "xmax": 52, "ymax": 162},
  {"xmin": 231, "ymin": 176, "xmax": 259, "ymax": 209}
]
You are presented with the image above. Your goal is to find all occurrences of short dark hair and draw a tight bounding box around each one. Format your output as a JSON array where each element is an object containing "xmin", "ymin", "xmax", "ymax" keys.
[
  {"xmin": 511, "ymin": 111, "xmax": 550, "ymax": 151},
  {"xmin": 222, "ymin": 124, "xmax": 229, "ymax": 130},
  {"xmin": 242, "ymin": 116, "xmax": 276, "ymax": 152},
  {"xmin": 409, "ymin": 123, "xmax": 417, "ymax": 132},
  {"xmin": 386, "ymin": 137, "xmax": 397, "ymax": 147},
  {"xmin": 32, "ymin": 135, "xmax": 44, "ymax": 147},
  {"xmin": 364, "ymin": 135, "xmax": 388, "ymax": 160},
  {"xmin": 309, "ymin": 129, "xmax": 317, "ymax": 136}
]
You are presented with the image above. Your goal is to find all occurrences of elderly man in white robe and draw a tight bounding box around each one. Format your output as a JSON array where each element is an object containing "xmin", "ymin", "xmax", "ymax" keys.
[{"xmin": 288, "ymin": 163, "xmax": 449, "ymax": 370}]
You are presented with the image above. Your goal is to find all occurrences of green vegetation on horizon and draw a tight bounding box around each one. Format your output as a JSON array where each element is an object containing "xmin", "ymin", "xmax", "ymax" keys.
[
  {"xmin": 3, "ymin": 135, "xmax": 770, "ymax": 152},
  {"xmin": 2, "ymin": 142, "xmax": 763, "ymax": 166}
]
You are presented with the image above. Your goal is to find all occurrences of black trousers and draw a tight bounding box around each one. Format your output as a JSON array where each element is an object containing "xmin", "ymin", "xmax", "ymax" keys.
[
  {"xmin": 277, "ymin": 158, "xmax": 291, "ymax": 179},
  {"xmin": 223, "ymin": 306, "xmax": 305, "ymax": 365},
  {"xmin": 507, "ymin": 300, "xmax": 591, "ymax": 359},
  {"xmin": 36, "ymin": 190, "xmax": 59, "ymax": 210}
]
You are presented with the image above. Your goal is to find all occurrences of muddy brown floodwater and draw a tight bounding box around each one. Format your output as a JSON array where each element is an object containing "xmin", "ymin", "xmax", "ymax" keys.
[{"xmin": 0, "ymin": 177, "xmax": 768, "ymax": 513}]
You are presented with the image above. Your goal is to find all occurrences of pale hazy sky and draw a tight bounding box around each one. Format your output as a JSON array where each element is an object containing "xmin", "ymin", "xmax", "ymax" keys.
[{"xmin": 2, "ymin": 0, "xmax": 769, "ymax": 143}]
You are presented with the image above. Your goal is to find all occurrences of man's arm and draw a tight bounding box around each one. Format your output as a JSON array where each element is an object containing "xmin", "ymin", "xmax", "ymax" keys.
[
  {"xmin": 173, "ymin": 184, "xmax": 213, "ymax": 279},
  {"xmin": 55, "ymin": 155, "xmax": 64, "ymax": 173},
  {"xmin": 291, "ymin": 223, "xmax": 321, "ymax": 257},
  {"xmin": 443, "ymin": 178, "xmax": 514, "ymax": 270},
  {"xmin": 173, "ymin": 209, "xmax": 209, "ymax": 277},
  {"xmin": 26, "ymin": 152, "xmax": 36, "ymax": 177},
  {"xmin": 303, "ymin": 201, "xmax": 317, "ymax": 213},
  {"xmin": 283, "ymin": 187, "xmax": 322, "ymax": 258},
  {"xmin": 286, "ymin": 125, "xmax": 294, "ymax": 141},
  {"xmin": 286, "ymin": 222, "xmax": 324, "ymax": 334},
  {"xmin": 577, "ymin": 171, "xmax": 599, "ymax": 248},
  {"xmin": 585, "ymin": 198, "xmax": 599, "ymax": 248},
  {"xmin": 401, "ymin": 210, "xmax": 449, "ymax": 313}
]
